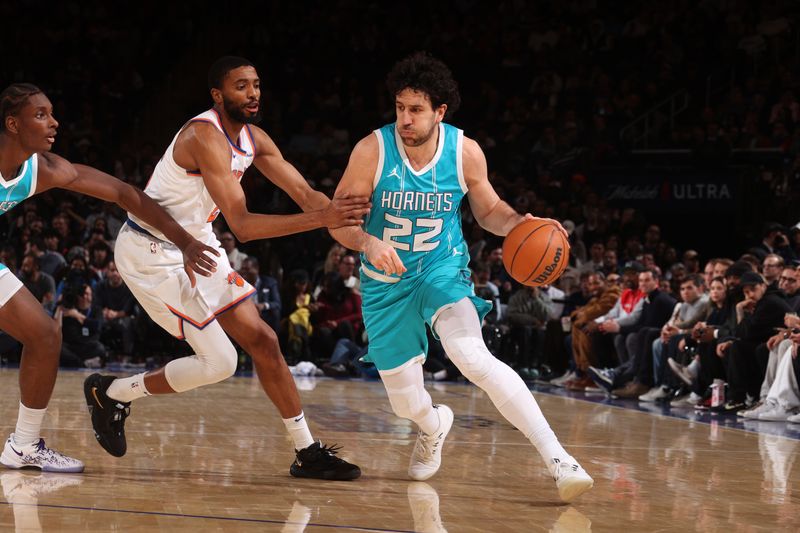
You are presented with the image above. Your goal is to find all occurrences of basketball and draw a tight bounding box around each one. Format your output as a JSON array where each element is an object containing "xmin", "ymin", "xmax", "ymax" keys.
[{"xmin": 502, "ymin": 219, "xmax": 570, "ymax": 286}]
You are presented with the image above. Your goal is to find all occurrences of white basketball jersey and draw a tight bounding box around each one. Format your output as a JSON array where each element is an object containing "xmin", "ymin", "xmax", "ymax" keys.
[{"xmin": 129, "ymin": 109, "xmax": 256, "ymax": 243}]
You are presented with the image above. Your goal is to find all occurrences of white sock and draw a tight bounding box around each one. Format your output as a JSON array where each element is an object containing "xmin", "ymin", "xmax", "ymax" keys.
[
  {"xmin": 497, "ymin": 388, "xmax": 569, "ymax": 461},
  {"xmin": 106, "ymin": 373, "xmax": 151, "ymax": 403},
  {"xmin": 283, "ymin": 412, "xmax": 315, "ymax": 450},
  {"xmin": 13, "ymin": 402, "xmax": 46, "ymax": 447}
]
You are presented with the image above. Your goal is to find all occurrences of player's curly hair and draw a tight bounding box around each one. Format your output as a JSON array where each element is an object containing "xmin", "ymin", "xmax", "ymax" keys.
[
  {"xmin": 386, "ymin": 52, "xmax": 460, "ymax": 117},
  {"xmin": 1, "ymin": 83, "xmax": 43, "ymax": 132}
]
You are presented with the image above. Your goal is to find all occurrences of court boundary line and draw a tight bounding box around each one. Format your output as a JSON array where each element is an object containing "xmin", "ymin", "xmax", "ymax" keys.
[{"xmin": 0, "ymin": 500, "xmax": 414, "ymax": 532}]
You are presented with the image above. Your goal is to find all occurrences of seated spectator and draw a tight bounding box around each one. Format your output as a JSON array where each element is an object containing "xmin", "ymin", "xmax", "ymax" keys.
[
  {"xmin": 88, "ymin": 240, "xmax": 113, "ymax": 280},
  {"xmin": 472, "ymin": 261, "xmax": 501, "ymax": 324},
  {"xmin": 321, "ymin": 338, "xmax": 377, "ymax": 379},
  {"xmin": 311, "ymin": 272, "xmax": 363, "ymax": 361},
  {"xmin": 668, "ymin": 276, "xmax": 732, "ymax": 404},
  {"xmin": 779, "ymin": 266, "xmax": 800, "ymax": 310},
  {"xmin": 337, "ymin": 253, "xmax": 360, "ymax": 294},
  {"xmin": 506, "ymin": 285, "xmax": 550, "ymax": 372},
  {"xmin": 27, "ymin": 234, "xmax": 66, "ymax": 280},
  {"xmin": 312, "ymin": 243, "xmax": 345, "ymax": 299},
  {"xmin": 600, "ymin": 268, "xmax": 678, "ymax": 398},
  {"xmin": 579, "ymin": 241, "xmax": 605, "ymax": 274},
  {"xmin": 714, "ymin": 272, "xmax": 792, "ymax": 413},
  {"xmin": 239, "ymin": 256, "xmax": 281, "ymax": 332},
  {"xmin": 762, "ymin": 254, "xmax": 785, "ymax": 287},
  {"xmin": 56, "ymin": 282, "xmax": 106, "ymax": 368},
  {"xmin": 564, "ymin": 272, "xmax": 622, "ymax": 391},
  {"xmin": 220, "ymin": 231, "xmax": 247, "ymax": 271},
  {"xmin": 281, "ymin": 269, "xmax": 313, "ymax": 364},
  {"xmin": 740, "ymin": 313, "xmax": 800, "ymax": 419},
  {"xmin": 641, "ymin": 274, "xmax": 709, "ymax": 401},
  {"xmin": 95, "ymin": 261, "xmax": 137, "ymax": 358},
  {"xmin": 18, "ymin": 253, "xmax": 55, "ymax": 311}
]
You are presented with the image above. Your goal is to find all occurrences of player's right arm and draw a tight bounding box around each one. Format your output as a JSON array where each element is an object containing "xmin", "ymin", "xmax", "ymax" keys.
[
  {"xmin": 330, "ymin": 135, "xmax": 406, "ymax": 275},
  {"xmin": 175, "ymin": 123, "xmax": 368, "ymax": 242}
]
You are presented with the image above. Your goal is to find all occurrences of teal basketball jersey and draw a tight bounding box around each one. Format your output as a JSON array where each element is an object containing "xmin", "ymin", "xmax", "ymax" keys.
[
  {"xmin": 0, "ymin": 153, "xmax": 39, "ymax": 273},
  {"xmin": 361, "ymin": 122, "xmax": 469, "ymax": 279},
  {"xmin": 0, "ymin": 153, "xmax": 38, "ymax": 216}
]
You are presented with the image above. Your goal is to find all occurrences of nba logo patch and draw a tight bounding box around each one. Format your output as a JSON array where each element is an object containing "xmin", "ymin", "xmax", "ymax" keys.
[{"xmin": 150, "ymin": 242, "xmax": 158, "ymax": 254}]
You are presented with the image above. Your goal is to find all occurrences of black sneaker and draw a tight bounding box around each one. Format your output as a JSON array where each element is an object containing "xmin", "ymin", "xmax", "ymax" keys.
[
  {"xmin": 587, "ymin": 366, "xmax": 616, "ymax": 394},
  {"xmin": 84, "ymin": 373, "xmax": 130, "ymax": 457},
  {"xmin": 710, "ymin": 400, "xmax": 745, "ymax": 414},
  {"xmin": 290, "ymin": 442, "xmax": 361, "ymax": 480}
]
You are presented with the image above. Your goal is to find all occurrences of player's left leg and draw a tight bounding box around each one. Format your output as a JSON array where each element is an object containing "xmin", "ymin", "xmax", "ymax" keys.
[
  {"xmin": 379, "ymin": 361, "xmax": 454, "ymax": 480},
  {"xmin": 217, "ymin": 300, "xmax": 360, "ymax": 480},
  {"xmin": 433, "ymin": 297, "xmax": 593, "ymax": 501},
  {"xmin": 0, "ymin": 279, "xmax": 84, "ymax": 473}
]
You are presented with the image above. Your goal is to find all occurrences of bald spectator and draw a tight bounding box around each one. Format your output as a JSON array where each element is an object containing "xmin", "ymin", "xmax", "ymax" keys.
[{"xmin": 762, "ymin": 254, "xmax": 785, "ymax": 287}]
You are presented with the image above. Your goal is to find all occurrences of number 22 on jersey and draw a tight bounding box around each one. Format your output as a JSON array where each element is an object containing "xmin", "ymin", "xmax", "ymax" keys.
[{"xmin": 382, "ymin": 213, "xmax": 443, "ymax": 252}]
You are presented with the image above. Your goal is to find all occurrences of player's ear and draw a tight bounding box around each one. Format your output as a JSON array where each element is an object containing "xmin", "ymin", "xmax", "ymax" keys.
[
  {"xmin": 4, "ymin": 116, "xmax": 19, "ymax": 135},
  {"xmin": 435, "ymin": 104, "xmax": 447, "ymax": 123},
  {"xmin": 210, "ymin": 88, "xmax": 223, "ymax": 106}
]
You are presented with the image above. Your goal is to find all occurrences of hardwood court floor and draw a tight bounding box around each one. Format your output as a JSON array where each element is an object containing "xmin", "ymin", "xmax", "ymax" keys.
[{"xmin": 0, "ymin": 369, "xmax": 798, "ymax": 532}]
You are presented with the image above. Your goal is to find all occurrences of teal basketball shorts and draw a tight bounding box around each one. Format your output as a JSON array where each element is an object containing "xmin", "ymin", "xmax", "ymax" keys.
[{"xmin": 360, "ymin": 256, "xmax": 491, "ymax": 373}]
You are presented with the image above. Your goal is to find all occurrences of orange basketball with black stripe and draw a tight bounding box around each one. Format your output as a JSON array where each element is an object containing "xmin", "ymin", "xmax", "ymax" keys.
[{"xmin": 502, "ymin": 219, "xmax": 570, "ymax": 287}]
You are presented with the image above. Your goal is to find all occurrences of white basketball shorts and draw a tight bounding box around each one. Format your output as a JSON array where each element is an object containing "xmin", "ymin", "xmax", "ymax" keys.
[{"xmin": 114, "ymin": 221, "xmax": 255, "ymax": 339}]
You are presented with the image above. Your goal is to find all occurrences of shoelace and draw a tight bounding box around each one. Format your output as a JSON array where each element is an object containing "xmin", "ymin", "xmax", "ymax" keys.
[
  {"xmin": 318, "ymin": 443, "xmax": 343, "ymax": 459},
  {"xmin": 414, "ymin": 431, "xmax": 440, "ymax": 460},
  {"xmin": 111, "ymin": 403, "xmax": 130, "ymax": 425}
]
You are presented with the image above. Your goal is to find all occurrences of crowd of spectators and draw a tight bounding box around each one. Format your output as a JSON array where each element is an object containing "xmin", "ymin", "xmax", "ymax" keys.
[{"xmin": 3, "ymin": 2, "xmax": 800, "ymax": 429}]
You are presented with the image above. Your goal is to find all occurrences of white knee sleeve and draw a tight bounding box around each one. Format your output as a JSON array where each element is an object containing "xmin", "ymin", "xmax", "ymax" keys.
[
  {"xmin": 164, "ymin": 321, "xmax": 238, "ymax": 393},
  {"xmin": 386, "ymin": 383, "xmax": 433, "ymax": 421},
  {"xmin": 436, "ymin": 299, "xmax": 527, "ymax": 406},
  {"xmin": 380, "ymin": 362, "xmax": 439, "ymax": 434}
]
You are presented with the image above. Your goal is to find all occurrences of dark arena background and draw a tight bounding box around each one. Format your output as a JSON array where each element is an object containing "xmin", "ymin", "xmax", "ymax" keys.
[{"xmin": 1, "ymin": 1, "xmax": 799, "ymax": 531}]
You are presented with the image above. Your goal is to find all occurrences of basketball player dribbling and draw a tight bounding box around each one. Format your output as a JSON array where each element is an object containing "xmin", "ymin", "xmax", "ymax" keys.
[
  {"xmin": 330, "ymin": 52, "xmax": 593, "ymax": 500},
  {"xmin": 0, "ymin": 83, "xmax": 219, "ymax": 473},
  {"xmin": 84, "ymin": 57, "xmax": 368, "ymax": 480}
]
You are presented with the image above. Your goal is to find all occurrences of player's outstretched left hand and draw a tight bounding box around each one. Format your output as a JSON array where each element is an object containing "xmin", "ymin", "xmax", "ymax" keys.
[
  {"xmin": 324, "ymin": 194, "xmax": 372, "ymax": 229},
  {"xmin": 182, "ymin": 239, "xmax": 220, "ymax": 288}
]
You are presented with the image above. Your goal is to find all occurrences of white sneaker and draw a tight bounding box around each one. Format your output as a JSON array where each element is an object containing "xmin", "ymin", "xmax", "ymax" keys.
[
  {"xmin": 787, "ymin": 412, "xmax": 800, "ymax": 423},
  {"xmin": 408, "ymin": 405, "xmax": 454, "ymax": 481},
  {"xmin": 684, "ymin": 392, "xmax": 703, "ymax": 405},
  {"xmin": 407, "ymin": 482, "xmax": 447, "ymax": 533},
  {"xmin": 0, "ymin": 434, "xmax": 84, "ymax": 473},
  {"xmin": 550, "ymin": 370, "xmax": 577, "ymax": 387},
  {"xmin": 638, "ymin": 386, "xmax": 670, "ymax": 402},
  {"xmin": 758, "ymin": 404, "xmax": 797, "ymax": 421},
  {"xmin": 551, "ymin": 457, "xmax": 594, "ymax": 502},
  {"xmin": 740, "ymin": 399, "xmax": 771, "ymax": 419}
]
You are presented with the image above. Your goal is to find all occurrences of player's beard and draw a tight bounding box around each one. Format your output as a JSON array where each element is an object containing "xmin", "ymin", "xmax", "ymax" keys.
[
  {"xmin": 401, "ymin": 123, "xmax": 437, "ymax": 147},
  {"xmin": 223, "ymin": 96, "xmax": 262, "ymax": 124}
]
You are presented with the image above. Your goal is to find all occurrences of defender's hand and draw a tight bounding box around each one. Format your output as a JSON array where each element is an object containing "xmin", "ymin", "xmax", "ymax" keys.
[
  {"xmin": 323, "ymin": 195, "xmax": 372, "ymax": 229},
  {"xmin": 365, "ymin": 238, "xmax": 406, "ymax": 275},
  {"xmin": 182, "ymin": 239, "xmax": 220, "ymax": 288}
]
